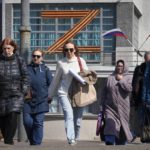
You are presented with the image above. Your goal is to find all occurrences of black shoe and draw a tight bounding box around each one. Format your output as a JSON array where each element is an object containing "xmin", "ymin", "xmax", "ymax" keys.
[
  {"xmin": 106, "ymin": 141, "xmax": 113, "ymax": 145},
  {"xmin": 4, "ymin": 140, "xmax": 14, "ymax": 145},
  {"xmin": 4, "ymin": 141, "xmax": 14, "ymax": 145}
]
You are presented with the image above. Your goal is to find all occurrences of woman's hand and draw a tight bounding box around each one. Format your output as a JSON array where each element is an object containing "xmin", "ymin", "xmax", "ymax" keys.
[
  {"xmin": 116, "ymin": 74, "xmax": 123, "ymax": 81},
  {"xmin": 48, "ymin": 97, "xmax": 52, "ymax": 104}
]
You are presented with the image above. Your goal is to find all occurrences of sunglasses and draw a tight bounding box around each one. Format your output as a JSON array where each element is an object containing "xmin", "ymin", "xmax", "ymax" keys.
[
  {"xmin": 32, "ymin": 55, "xmax": 42, "ymax": 59},
  {"xmin": 64, "ymin": 48, "xmax": 74, "ymax": 53}
]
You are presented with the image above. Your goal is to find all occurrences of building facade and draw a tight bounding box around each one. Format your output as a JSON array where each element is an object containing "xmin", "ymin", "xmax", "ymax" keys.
[{"xmin": 0, "ymin": 0, "xmax": 150, "ymax": 140}]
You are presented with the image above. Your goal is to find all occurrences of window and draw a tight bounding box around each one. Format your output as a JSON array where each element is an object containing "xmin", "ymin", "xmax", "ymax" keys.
[{"xmin": 13, "ymin": 3, "xmax": 116, "ymax": 63}]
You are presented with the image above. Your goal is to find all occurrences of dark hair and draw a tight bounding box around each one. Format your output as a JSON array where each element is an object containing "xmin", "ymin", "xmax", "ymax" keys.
[
  {"xmin": 116, "ymin": 59, "xmax": 124, "ymax": 66},
  {"xmin": 0, "ymin": 37, "xmax": 18, "ymax": 54},
  {"xmin": 62, "ymin": 40, "xmax": 79, "ymax": 57},
  {"xmin": 144, "ymin": 51, "xmax": 150, "ymax": 59},
  {"xmin": 32, "ymin": 48, "xmax": 44, "ymax": 57}
]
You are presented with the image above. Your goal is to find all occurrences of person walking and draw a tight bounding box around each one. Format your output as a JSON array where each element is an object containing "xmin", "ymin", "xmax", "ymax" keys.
[
  {"xmin": 48, "ymin": 40, "xmax": 88, "ymax": 145},
  {"xmin": 0, "ymin": 37, "xmax": 29, "ymax": 145},
  {"xmin": 23, "ymin": 49, "xmax": 53, "ymax": 145},
  {"xmin": 131, "ymin": 52, "xmax": 150, "ymax": 140},
  {"xmin": 132, "ymin": 52, "xmax": 150, "ymax": 108},
  {"xmin": 141, "ymin": 54, "xmax": 150, "ymax": 143},
  {"xmin": 101, "ymin": 59, "xmax": 133, "ymax": 145}
]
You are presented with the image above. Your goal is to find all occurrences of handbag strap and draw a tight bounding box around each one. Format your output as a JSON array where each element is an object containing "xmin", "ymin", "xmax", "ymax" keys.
[{"xmin": 77, "ymin": 57, "xmax": 83, "ymax": 72}]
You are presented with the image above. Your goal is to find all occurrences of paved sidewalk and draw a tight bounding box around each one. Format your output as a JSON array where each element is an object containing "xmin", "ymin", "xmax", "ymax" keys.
[{"xmin": 0, "ymin": 139, "xmax": 150, "ymax": 150}]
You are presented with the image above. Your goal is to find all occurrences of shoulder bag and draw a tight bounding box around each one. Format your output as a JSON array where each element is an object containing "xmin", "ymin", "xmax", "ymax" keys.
[{"xmin": 69, "ymin": 57, "xmax": 97, "ymax": 107}]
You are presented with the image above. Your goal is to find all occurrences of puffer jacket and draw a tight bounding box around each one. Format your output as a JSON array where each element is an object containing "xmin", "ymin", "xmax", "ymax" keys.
[{"xmin": 0, "ymin": 54, "xmax": 29, "ymax": 116}]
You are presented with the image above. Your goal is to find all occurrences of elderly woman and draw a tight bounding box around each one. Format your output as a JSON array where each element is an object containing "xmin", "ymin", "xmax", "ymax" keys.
[{"xmin": 101, "ymin": 59, "xmax": 133, "ymax": 145}]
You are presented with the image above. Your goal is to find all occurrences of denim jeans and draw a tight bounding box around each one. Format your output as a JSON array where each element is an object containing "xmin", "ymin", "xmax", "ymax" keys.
[
  {"xmin": 23, "ymin": 112, "xmax": 45, "ymax": 145},
  {"xmin": 59, "ymin": 95, "xmax": 84, "ymax": 142},
  {"xmin": 73, "ymin": 107, "xmax": 84, "ymax": 140}
]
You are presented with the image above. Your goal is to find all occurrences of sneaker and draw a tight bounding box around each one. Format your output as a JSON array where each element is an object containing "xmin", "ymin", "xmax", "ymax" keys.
[
  {"xmin": 131, "ymin": 135, "xmax": 137, "ymax": 143},
  {"xmin": 68, "ymin": 139, "xmax": 76, "ymax": 146}
]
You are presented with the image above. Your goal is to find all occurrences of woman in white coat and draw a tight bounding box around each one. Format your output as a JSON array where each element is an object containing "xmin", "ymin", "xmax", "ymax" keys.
[{"xmin": 48, "ymin": 40, "xmax": 88, "ymax": 145}]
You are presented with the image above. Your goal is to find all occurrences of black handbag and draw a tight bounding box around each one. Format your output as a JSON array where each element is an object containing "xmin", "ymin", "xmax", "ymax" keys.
[{"xmin": 141, "ymin": 105, "xmax": 150, "ymax": 143}]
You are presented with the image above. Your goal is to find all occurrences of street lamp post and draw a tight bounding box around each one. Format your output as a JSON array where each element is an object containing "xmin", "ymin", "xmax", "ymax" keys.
[
  {"xmin": 20, "ymin": 0, "xmax": 31, "ymax": 63},
  {"xmin": 18, "ymin": 0, "xmax": 31, "ymax": 142}
]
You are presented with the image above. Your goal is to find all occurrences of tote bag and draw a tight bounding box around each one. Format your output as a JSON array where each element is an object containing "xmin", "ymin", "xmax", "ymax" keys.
[
  {"xmin": 70, "ymin": 79, "xmax": 97, "ymax": 107},
  {"xmin": 69, "ymin": 57, "xmax": 97, "ymax": 107}
]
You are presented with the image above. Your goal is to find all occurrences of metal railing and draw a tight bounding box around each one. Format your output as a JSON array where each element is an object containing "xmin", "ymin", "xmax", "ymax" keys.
[
  {"xmin": 100, "ymin": 50, "xmax": 145, "ymax": 67},
  {"xmin": 44, "ymin": 50, "xmax": 145, "ymax": 67}
]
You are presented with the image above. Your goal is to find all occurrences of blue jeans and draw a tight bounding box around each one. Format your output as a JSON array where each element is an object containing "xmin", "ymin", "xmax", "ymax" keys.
[
  {"xmin": 73, "ymin": 107, "xmax": 84, "ymax": 140},
  {"xmin": 59, "ymin": 95, "xmax": 84, "ymax": 141},
  {"xmin": 105, "ymin": 135, "xmax": 126, "ymax": 145},
  {"xmin": 23, "ymin": 112, "xmax": 45, "ymax": 145}
]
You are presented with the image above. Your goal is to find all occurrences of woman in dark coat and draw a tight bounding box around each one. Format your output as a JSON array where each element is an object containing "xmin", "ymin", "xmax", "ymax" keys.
[
  {"xmin": 23, "ymin": 49, "xmax": 53, "ymax": 145},
  {"xmin": 0, "ymin": 37, "xmax": 29, "ymax": 145},
  {"xmin": 102, "ymin": 59, "xmax": 133, "ymax": 145}
]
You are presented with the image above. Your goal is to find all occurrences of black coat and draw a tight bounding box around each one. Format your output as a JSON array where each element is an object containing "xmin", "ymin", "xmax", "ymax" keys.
[
  {"xmin": 132, "ymin": 62, "xmax": 146, "ymax": 106},
  {"xmin": 0, "ymin": 54, "xmax": 29, "ymax": 116}
]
